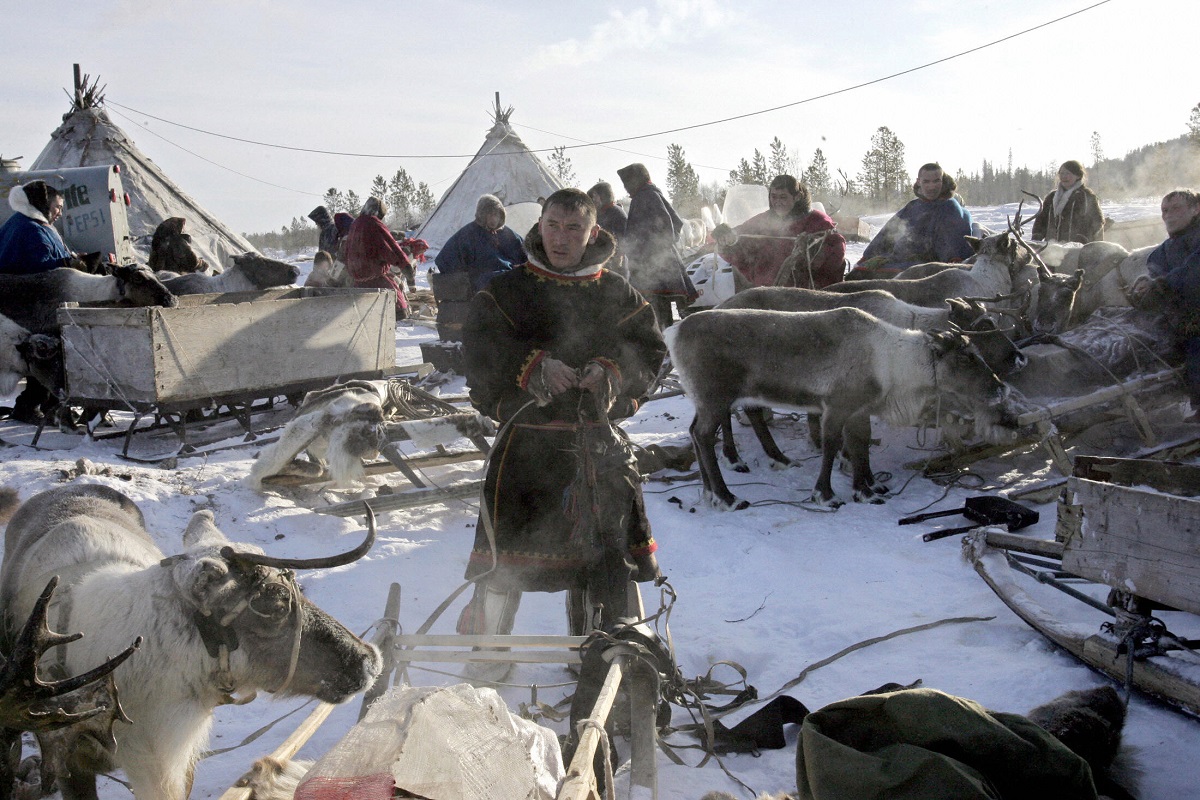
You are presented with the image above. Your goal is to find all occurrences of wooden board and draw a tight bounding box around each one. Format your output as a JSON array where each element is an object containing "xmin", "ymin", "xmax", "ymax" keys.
[
  {"xmin": 60, "ymin": 288, "xmax": 395, "ymax": 407},
  {"xmin": 1062, "ymin": 473, "xmax": 1200, "ymax": 616}
]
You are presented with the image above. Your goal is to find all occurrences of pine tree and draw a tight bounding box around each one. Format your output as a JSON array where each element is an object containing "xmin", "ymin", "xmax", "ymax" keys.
[
  {"xmin": 414, "ymin": 183, "xmax": 437, "ymax": 222},
  {"xmin": 804, "ymin": 148, "xmax": 832, "ymax": 198},
  {"xmin": 768, "ymin": 137, "xmax": 797, "ymax": 179},
  {"xmin": 370, "ymin": 175, "xmax": 388, "ymax": 203},
  {"xmin": 856, "ymin": 127, "xmax": 908, "ymax": 204},
  {"xmin": 1188, "ymin": 102, "xmax": 1200, "ymax": 144},
  {"xmin": 322, "ymin": 188, "xmax": 345, "ymax": 213},
  {"xmin": 665, "ymin": 144, "xmax": 702, "ymax": 217},
  {"xmin": 728, "ymin": 158, "xmax": 754, "ymax": 185},
  {"xmin": 345, "ymin": 191, "xmax": 362, "ymax": 214},
  {"xmin": 1090, "ymin": 131, "xmax": 1105, "ymax": 163},
  {"xmin": 750, "ymin": 149, "xmax": 769, "ymax": 186},
  {"xmin": 548, "ymin": 146, "xmax": 577, "ymax": 187},
  {"xmin": 387, "ymin": 169, "xmax": 418, "ymax": 228}
]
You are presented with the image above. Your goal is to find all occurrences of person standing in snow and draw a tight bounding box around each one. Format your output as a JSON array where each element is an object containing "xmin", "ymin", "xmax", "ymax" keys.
[
  {"xmin": 587, "ymin": 181, "xmax": 628, "ymax": 279},
  {"xmin": 618, "ymin": 163, "xmax": 696, "ymax": 326},
  {"xmin": 307, "ymin": 205, "xmax": 341, "ymax": 257},
  {"xmin": 849, "ymin": 162, "xmax": 974, "ymax": 279},
  {"xmin": 457, "ymin": 188, "xmax": 664, "ymax": 678},
  {"xmin": 1129, "ymin": 189, "xmax": 1200, "ymax": 421},
  {"xmin": 712, "ymin": 174, "xmax": 847, "ymax": 290},
  {"xmin": 1031, "ymin": 160, "xmax": 1105, "ymax": 244},
  {"xmin": 434, "ymin": 194, "xmax": 527, "ymax": 293},
  {"xmin": 0, "ymin": 181, "xmax": 73, "ymax": 275},
  {"xmin": 342, "ymin": 196, "xmax": 414, "ymax": 319}
]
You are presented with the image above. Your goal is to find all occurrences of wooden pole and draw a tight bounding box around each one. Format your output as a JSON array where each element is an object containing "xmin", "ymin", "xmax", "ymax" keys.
[
  {"xmin": 73, "ymin": 64, "xmax": 82, "ymax": 109},
  {"xmin": 216, "ymin": 702, "xmax": 336, "ymax": 800}
]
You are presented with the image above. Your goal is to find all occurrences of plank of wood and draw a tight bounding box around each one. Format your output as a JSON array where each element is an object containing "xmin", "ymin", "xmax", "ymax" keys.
[
  {"xmin": 1014, "ymin": 368, "xmax": 1182, "ymax": 426},
  {"xmin": 394, "ymin": 634, "xmax": 587, "ymax": 648},
  {"xmin": 216, "ymin": 702, "xmax": 335, "ymax": 800},
  {"xmin": 1062, "ymin": 480, "xmax": 1200, "ymax": 615},
  {"xmin": 1009, "ymin": 436, "xmax": 1200, "ymax": 504},
  {"xmin": 982, "ymin": 530, "xmax": 1065, "ymax": 559},
  {"xmin": 315, "ymin": 480, "xmax": 482, "ymax": 516},
  {"xmin": 392, "ymin": 650, "xmax": 583, "ymax": 665},
  {"xmin": 558, "ymin": 657, "xmax": 627, "ymax": 800},
  {"xmin": 1072, "ymin": 455, "xmax": 1200, "ymax": 497}
]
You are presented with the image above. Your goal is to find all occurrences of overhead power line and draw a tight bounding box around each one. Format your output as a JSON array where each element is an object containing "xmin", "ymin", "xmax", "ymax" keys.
[{"xmin": 102, "ymin": 0, "xmax": 1112, "ymax": 162}]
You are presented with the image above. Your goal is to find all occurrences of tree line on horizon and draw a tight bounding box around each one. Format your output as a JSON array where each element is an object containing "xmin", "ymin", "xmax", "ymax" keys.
[{"xmin": 244, "ymin": 166, "xmax": 437, "ymax": 253}]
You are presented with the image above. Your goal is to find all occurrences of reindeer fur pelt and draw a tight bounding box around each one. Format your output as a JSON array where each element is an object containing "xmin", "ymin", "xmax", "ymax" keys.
[
  {"xmin": 248, "ymin": 381, "xmax": 386, "ymax": 490},
  {"xmin": 234, "ymin": 757, "xmax": 314, "ymax": 800}
]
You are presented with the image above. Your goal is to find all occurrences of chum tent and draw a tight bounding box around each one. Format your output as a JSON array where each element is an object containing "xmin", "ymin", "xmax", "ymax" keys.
[
  {"xmin": 417, "ymin": 96, "xmax": 563, "ymax": 250},
  {"xmin": 31, "ymin": 86, "xmax": 257, "ymax": 271}
]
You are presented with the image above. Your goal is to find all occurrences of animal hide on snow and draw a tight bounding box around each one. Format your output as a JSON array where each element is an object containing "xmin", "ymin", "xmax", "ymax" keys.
[
  {"xmin": 248, "ymin": 381, "xmax": 385, "ymax": 490},
  {"xmin": 234, "ymin": 757, "xmax": 314, "ymax": 800}
]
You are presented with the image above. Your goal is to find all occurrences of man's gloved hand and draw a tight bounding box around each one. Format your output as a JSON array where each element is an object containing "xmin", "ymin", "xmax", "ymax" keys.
[{"xmin": 579, "ymin": 360, "xmax": 617, "ymax": 414}]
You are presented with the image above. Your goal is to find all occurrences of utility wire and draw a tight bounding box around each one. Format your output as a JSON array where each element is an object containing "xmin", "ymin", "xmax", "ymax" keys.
[
  {"xmin": 105, "ymin": 104, "xmax": 323, "ymax": 198},
  {"xmin": 100, "ymin": 0, "xmax": 1112, "ymax": 161}
]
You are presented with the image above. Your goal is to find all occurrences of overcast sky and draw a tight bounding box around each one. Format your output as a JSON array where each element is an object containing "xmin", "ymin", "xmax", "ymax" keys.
[{"xmin": 4, "ymin": 0, "xmax": 1195, "ymax": 234}]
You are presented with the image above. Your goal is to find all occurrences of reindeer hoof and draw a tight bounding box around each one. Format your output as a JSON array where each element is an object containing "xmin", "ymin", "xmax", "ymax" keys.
[
  {"xmin": 703, "ymin": 491, "xmax": 750, "ymax": 511},
  {"xmin": 810, "ymin": 491, "xmax": 843, "ymax": 509},
  {"xmin": 731, "ymin": 461, "xmax": 750, "ymax": 474},
  {"xmin": 853, "ymin": 490, "xmax": 886, "ymax": 505},
  {"xmin": 768, "ymin": 458, "xmax": 792, "ymax": 471}
]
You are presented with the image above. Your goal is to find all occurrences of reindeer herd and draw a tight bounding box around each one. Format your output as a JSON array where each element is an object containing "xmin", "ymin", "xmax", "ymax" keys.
[{"xmin": 670, "ymin": 212, "xmax": 1160, "ymax": 510}]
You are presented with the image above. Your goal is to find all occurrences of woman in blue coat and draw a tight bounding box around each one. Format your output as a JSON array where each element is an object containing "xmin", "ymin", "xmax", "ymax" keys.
[{"xmin": 0, "ymin": 181, "xmax": 72, "ymax": 275}]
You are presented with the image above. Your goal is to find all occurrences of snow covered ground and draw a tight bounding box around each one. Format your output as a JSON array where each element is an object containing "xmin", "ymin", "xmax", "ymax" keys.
[{"xmin": 2, "ymin": 201, "xmax": 1196, "ymax": 799}]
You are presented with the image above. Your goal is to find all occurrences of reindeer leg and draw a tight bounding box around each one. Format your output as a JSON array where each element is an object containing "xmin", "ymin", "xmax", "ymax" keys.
[
  {"xmin": 812, "ymin": 408, "xmax": 848, "ymax": 508},
  {"xmin": 845, "ymin": 413, "xmax": 886, "ymax": 503},
  {"xmin": 745, "ymin": 407, "xmax": 791, "ymax": 470},
  {"xmin": 691, "ymin": 412, "xmax": 747, "ymax": 510},
  {"xmin": 806, "ymin": 412, "xmax": 822, "ymax": 448},
  {"xmin": 719, "ymin": 412, "xmax": 747, "ymax": 473}
]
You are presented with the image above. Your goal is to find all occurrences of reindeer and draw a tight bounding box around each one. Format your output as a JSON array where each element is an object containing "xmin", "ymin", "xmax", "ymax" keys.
[
  {"xmin": 0, "ymin": 484, "xmax": 382, "ymax": 800},
  {"xmin": 713, "ymin": 289, "xmax": 1027, "ymax": 472},
  {"xmin": 667, "ymin": 308, "xmax": 1018, "ymax": 509},
  {"xmin": 0, "ymin": 264, "xmax": 176, "ymax": 335},
  {"xmin": 146, "ymin": 217, "xmax": 206, "ymax": 275},
  {"xmin": 160, "ymin": 253, "xmax": 300, "ymax": 295}
]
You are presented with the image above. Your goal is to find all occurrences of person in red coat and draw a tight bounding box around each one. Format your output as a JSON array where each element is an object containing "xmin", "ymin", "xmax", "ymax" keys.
[
  {"xmin": 342, "ymin": 196, "xmax": 413, "ymax": 319},
  {"xmin": 713, "ymin": 175, "xmax": 847, "ymax": 290}
]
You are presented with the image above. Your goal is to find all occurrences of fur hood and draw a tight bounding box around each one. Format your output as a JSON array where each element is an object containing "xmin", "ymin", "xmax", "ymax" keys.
[
  {"xmin": 7, "ymin": 185, "xmax": 48, "ymax": 225},
  {"xmin": 523, "ymin": 223, "xmax": 617, "ymax": 276}
]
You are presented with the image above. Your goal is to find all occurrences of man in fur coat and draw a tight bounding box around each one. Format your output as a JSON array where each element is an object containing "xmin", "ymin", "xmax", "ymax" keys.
[
  {"xmin": 618, "ymin": 163, "xmax": 697, "ymax": 326},
  {"xmin": 1131, "ymin": 188, "xmax": 1200, "ymax": 421},
  {"xmin": 458, "ymin": 189, "xmax": 665, "ymax": 673},
  {"xmin": 1031, "ymin": 160, "xmax": 1105, "ymax": 244},
  {"xmin": 852, "ymin": 163, "xmax": 974, "ymax": 278},
  {"xmin": 0, "ymin": 181, "xmax": 73, "ymax": 275},
  {"xmin": 713, "ymin": 175, "xmax": 847, "ymax": 290}
]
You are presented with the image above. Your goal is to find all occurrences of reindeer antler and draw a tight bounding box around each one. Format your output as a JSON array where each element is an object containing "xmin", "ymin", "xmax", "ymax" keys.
[
  {"xmin": 0, "ymin": 577, "xmax": 140, "ymax": 732},
  {"xmin": 222, "ymin": 505, "xmax": 376, "ymax": 570}
]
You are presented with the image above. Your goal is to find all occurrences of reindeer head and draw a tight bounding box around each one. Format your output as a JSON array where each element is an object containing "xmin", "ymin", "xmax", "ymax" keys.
[{"xmin": 166, "ymin": 509, "xmax": 381, "ymax": 702}]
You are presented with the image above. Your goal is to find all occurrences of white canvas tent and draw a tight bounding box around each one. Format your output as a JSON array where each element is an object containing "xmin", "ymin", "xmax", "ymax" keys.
[
  {"xmin": 417, "ymin": 96, "xmax": 563, "ymax": 249},
  {"xmin": 31, "ymin": 99, "xmax": 257, "ymax": 271}
]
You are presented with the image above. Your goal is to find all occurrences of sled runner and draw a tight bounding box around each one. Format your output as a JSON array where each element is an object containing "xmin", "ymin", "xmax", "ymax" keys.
[{"xmin": 964, "ymin": 456, "xmax": 1200, "ymax": 716}]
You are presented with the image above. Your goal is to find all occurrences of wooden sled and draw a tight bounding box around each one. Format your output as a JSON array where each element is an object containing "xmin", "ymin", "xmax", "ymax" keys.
[
  {"xmin": 963, "ymin": 456, "xmax": 1200, "ymax": 716},
  {"xmin": 221, "ymin": 582, "xmax": 660, "ymax": 800}
]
